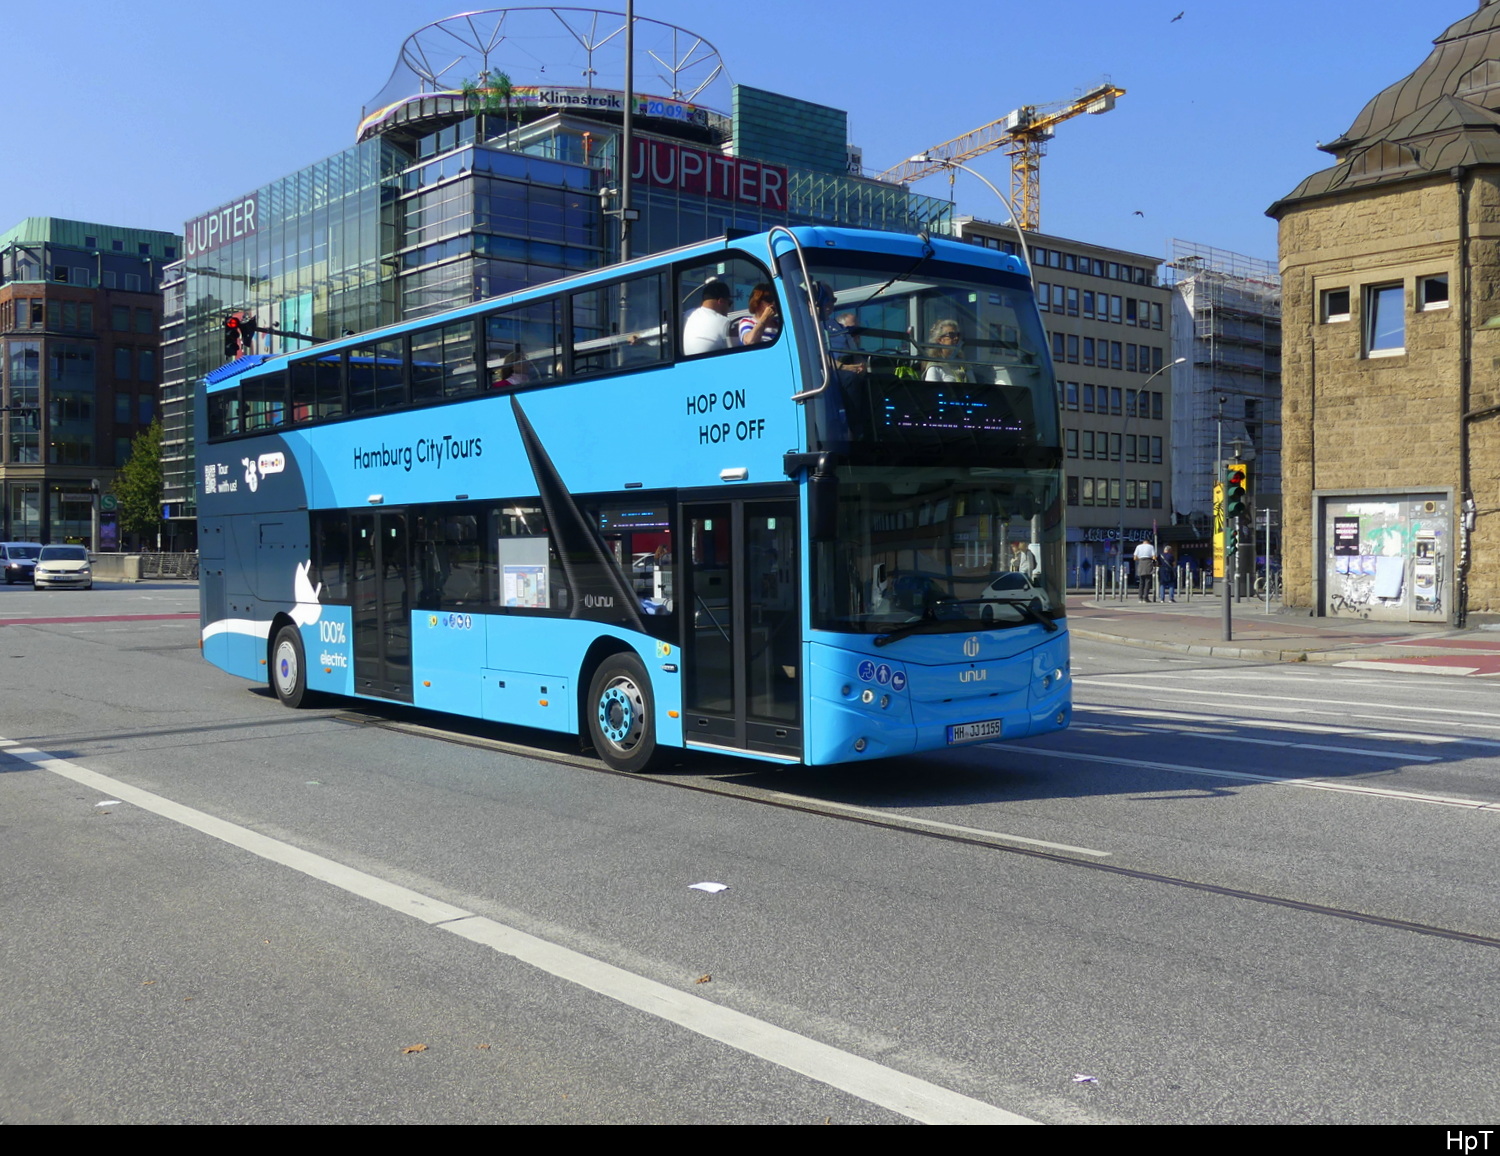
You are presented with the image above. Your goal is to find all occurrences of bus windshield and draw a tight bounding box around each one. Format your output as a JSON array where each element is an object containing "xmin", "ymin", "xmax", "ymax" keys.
[
  {"xmin": 811, "ymin": 464, "xmax": 1065, "ymax": 639},
  {"xmin": 791, "ymin": 252, "xmax": 1059, "ymax": 468}
]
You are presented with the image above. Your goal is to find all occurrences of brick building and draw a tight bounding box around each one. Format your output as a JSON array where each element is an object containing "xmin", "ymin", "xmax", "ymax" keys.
[
  {"xmin": 0, "ymin": 218, "xmax": 180, "ymax": 545},
  {"xmin": 1269, "ymin": 1, "xmax": 1500, "ymax": 623}
]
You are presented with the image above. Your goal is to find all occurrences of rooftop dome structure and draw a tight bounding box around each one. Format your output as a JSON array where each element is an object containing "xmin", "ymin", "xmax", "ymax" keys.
[{"xmin": 358, "ymin": 8, "xmax": 733, "ymax": 146}]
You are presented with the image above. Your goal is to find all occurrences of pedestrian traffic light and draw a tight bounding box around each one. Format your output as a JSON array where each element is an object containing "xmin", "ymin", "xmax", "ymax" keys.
[
  {"xmin": 223, "ymin": 314, "xmax": 244, "ymax": 360},
  {"xmin": 1225, "ymin": 523, "xmax": 1238, "ymax": 557},
  {"xmin": 1224, "ymin": 465, "xmax": 1248, "ymax": 520}
]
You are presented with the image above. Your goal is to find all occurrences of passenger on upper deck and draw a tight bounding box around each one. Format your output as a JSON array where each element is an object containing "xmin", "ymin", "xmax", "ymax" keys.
[
  {"xmin": 922, "ymin": 319, "xmax": 969, "ymax": 383},
  {"xmin": 737, "ymin": 283, "xmax": 780, "ymax": 346},
  {"xmin": 492, "ymin": 351, "xmax": 537, "ymax": 390},
  {"xmin": 682, "ymin": 280, "xmax": 734, "ymax": 354}
]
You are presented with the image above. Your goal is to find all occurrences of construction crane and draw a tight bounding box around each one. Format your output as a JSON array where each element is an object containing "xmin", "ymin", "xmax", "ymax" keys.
[{"xmin": 877, "ymin": 82, "xmax": 1125, "ymax": 232}]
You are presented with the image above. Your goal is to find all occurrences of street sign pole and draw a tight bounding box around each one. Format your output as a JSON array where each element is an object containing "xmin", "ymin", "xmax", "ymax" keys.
[{"xmin": 1223, "ymin": 533, "xmax": 1233, "ymax": 641}]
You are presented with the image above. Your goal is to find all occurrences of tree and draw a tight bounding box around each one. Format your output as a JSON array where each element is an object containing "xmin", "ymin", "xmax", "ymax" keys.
[
  {"xmin": 464, "ymin": 71, "xmax": 517, "ymax": 124},
  {"xmin": 113, "ymin": 418, "xmax": 163, "ymax": 543},
  {"xmin": 458, "ymin": 76, "xmax": 480, "ymax": 112},
  {"xmin": 485, "ymin": 70, "xmax": 516, "ymax": 123}
]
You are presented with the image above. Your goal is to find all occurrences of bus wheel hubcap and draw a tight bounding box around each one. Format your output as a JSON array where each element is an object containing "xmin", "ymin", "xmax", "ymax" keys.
[
  {"xmin": 599, "ymin": 679, "xmax": 643, "ymax": 748},
  {"xmin": 276, "ymin": 643, "xmax": 297, "ymax": 695}
]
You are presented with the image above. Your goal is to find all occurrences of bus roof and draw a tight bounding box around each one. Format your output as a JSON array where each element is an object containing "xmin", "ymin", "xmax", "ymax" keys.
[{"xmin": 202, "ymin": 226, "xmax": 1028, "ymax": 392}]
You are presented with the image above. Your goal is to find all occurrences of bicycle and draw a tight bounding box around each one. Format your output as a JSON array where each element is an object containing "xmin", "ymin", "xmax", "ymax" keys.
[{"xmin": 1253, "ymin": 570, "xmax": 1283, "ymax": 598}]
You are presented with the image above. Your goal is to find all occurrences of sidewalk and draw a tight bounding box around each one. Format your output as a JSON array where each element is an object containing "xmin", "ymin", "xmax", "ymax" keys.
[{"xmin": 1068, "ymin": 592, "xmax": 1500, "ymax": 676}]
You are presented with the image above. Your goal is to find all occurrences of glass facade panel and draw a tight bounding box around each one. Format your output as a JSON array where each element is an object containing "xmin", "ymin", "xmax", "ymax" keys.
[
  {"xmin": 6, "ymin": 342, "xmax": 40, "ymax": 462},
  {"xmin": 48, "ymin": 342, "xmax": 94, "ymax": 465}
]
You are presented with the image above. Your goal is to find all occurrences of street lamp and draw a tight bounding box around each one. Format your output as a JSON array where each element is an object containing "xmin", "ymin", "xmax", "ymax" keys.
[
  {"xmin": 904, "ymin": 155, "xmax": 1034, "ymax": 284},
  {"xmin": 1119, "ymin": 356, "xmax": 1187, "ymax": 590}
]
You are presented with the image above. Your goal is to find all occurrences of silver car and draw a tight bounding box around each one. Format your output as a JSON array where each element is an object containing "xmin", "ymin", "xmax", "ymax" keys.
[{"xmin": 0, "ymin": 542, "xmax": 43, "ymax": 585}]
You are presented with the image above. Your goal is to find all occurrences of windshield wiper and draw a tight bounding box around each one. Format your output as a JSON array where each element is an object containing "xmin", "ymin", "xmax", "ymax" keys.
[
  {"xmin": 1007, "ymin": 597, "xmax": 1060, "ymax": 633},
  {"xmin": 873, "ymin": 594, "xmax": 963, "ymax": 647}
]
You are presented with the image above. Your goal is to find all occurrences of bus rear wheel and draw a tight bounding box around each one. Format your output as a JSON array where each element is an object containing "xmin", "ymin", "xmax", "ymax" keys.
[
  {"xmin": 270, "ymin": 625, "xmax": 309, "ymax": 709},
  {"xmin": 587, "ymin": 654, "xmax": 659, "ymax": 773}
]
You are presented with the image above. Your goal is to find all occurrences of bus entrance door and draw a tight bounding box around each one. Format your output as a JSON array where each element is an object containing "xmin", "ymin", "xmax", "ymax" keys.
[
  {"xmin": 351, "ymin": 510, "xmax": 414, "ymax": 702},
  {"xmin": 682, "ymin": 499, "xmax": 801, "ymax": 760}
]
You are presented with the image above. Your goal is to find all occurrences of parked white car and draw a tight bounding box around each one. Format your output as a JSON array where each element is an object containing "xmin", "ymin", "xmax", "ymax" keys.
[
  {"xmin": 33, "ymin": 545, "xmax": 93, "ymax": 590},
  {"xmin": 978, "ymin": 571, "xmax": 1050, "ymax": 622}
]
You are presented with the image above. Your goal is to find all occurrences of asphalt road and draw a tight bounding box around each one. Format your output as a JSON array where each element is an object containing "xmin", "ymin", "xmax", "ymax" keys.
[{"xmin": 2, "ymin": 588, "xmax": 1496, "ymax": 1124}]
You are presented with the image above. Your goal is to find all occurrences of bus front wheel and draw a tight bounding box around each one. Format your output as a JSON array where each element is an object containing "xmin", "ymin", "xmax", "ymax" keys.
[
  {"xmin": 271, "ymin": 625, "xmax": 309, "ymax": 709},
  {"xmin": 587, "ymin": 654, "xmax": 659, "ymax": 773}
]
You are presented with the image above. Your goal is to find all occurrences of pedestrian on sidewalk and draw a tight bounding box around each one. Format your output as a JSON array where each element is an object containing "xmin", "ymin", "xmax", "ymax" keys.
[
  {"xmin": 1133, "ymin": 538, "xmax": 1157, "ymax": 602},
  {"xmin": 1009, "ymin": 539, "xmax": 1037, "ymax": 580},
  {"xmin": 1158, "ymin": 546, "xmax": 1178, "ymax": 602}
]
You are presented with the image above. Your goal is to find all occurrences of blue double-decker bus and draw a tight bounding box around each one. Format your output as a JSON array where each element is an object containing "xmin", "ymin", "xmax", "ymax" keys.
[{"xmin": 196, "ymin": 226, "xmax": 1070, "ymax": 770}]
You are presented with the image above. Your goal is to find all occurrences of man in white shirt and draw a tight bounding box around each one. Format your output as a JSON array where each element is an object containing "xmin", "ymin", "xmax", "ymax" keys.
[
  {"xmin": 1132, "ymin": 538, "xmax": 1157, "ymax": 601},
  {"xmin": 682, "ymin": 280, "xmax": 733, "ymax": 354}
]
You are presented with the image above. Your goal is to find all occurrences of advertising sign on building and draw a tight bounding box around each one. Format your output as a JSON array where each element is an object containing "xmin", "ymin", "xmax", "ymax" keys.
[
  {"xmin": 185, "ymin": 195, "xmax": 260, "ymax": 259},
  {"xmin": 629, "ymin": 136, "xmax": 788, "ymax": 212}
]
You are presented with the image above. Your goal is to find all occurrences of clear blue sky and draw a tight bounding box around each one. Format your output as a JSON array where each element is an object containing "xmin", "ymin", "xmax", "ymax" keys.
[{"xmin": 7, "ymin": 1, "xmax": 1478, "ymax": 263}]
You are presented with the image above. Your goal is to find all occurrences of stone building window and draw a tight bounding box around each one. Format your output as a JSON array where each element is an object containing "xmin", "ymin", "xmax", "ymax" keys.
[
  {"xmin": 1322, "ymin": 288, "xmax": 1350, "ymax": 323},
  {"xmin": 1365, "ymin": 283, "xmax": 1405, "ymax": 357},
  {"xmin": 1419, "ymin": 274, "xmax": 1449, "ymax": 311}
]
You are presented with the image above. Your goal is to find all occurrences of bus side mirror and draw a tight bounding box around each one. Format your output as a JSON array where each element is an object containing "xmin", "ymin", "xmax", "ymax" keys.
[{"xmin": 809, "ymin": 469, "xmax": 839, "ymax": 543}]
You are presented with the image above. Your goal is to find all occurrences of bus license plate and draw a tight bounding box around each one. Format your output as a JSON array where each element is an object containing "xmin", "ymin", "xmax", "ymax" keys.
[{"xmin": 948, "ymin": 719, "xmax": 1002, "ymax": 744}]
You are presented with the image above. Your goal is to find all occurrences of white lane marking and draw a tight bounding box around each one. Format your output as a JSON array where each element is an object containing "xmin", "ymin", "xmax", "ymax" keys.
[
  {"xmin": 759, "ymin": 791, "xmax": 1111, "ymax": 858},
  {"xmin": 998, "ymin": 746, "xmax": 1500, "ymax": 811},
  {"xmin": 1067, "ymin": 723, "xmax": 1438, "ymax": 762},
  {"xmin": 1075, "ymin": 705, "xmax": 1478, "ymax": 753},
  {"xmin": 2, "ymin": 737, "xmax": 1035, "ymax": 1126},
  {"xmin": 1074, "ymin": 680, "xmax": 1500, "ymax": 724},
  {"xmin": 1336, "ymin": 660, "xmax": 1482, "ymax": 677},
  {"xmin": 1084, "ymin": 668, "xmax": 1500, "ymax": 695}
]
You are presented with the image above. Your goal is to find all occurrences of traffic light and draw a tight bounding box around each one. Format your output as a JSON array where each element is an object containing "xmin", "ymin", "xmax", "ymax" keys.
[
  {"xmin": 1224, "ymin": 464, "xmax": 1248, "ymax": 520},
  {"xmin": 223, "ymin": 314, "xmax": 244, "ymax": 360},
  {"xmin": 1225, "ymin": 522, "xmax": 1238, "ymax": 557},
  {"xmin": 239, "ymin": 314, "xmax": 258, "ymax": 353}
]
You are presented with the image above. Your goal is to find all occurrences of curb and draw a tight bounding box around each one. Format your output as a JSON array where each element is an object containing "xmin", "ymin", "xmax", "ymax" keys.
[{"xmin": 1067, "ymin": 626, "xmax": 1432, "ymax": 666}]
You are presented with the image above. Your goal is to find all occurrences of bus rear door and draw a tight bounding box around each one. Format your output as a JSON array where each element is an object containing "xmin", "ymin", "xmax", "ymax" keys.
[{"xmin": 352, "ymin": 510, "xmax": 414, "ymax": 702}]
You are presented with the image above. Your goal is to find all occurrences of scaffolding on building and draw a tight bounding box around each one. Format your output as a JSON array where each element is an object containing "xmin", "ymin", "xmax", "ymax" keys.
[{"xmin": 1164, "ymin": 240, "xmax": 1282, "ymax": 542}]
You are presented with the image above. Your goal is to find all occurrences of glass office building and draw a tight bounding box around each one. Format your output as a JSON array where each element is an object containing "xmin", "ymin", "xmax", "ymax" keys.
[{"xmin": 164, "ymin": 8, "xmax": 953, "ymax": 532}]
